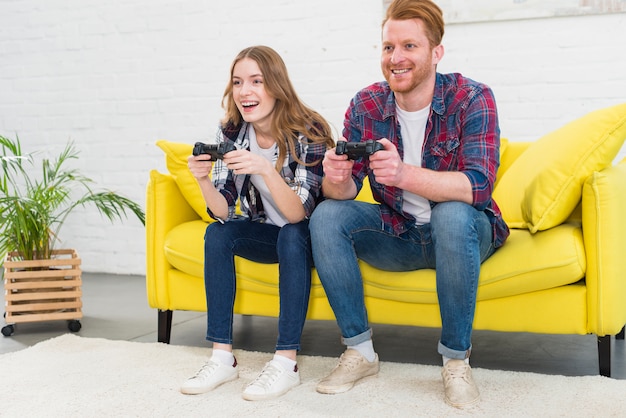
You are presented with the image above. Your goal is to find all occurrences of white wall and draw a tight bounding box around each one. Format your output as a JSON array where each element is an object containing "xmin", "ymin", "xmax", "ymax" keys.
[
  {"xmin": 1, "ymin": 0, "xmax": 625, "ymax": 275},
  {"xmin": 438, "ymin": 12, "xmax": 626, "ymax": 144}
]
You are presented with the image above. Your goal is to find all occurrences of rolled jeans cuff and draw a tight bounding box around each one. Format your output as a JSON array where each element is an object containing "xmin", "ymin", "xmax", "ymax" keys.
[
  {"xmin": 341, "ymin": 328, "xmax": 373, "ymax": 346},
  {"xmin": 438, "ymin": 340, "xmax": 472, "ymax": 360}
]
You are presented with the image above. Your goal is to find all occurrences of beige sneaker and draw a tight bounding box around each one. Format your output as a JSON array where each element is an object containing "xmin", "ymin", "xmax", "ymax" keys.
[
  {"xmin": 316, "ymin": 349, "xmax": 379, "ymax": 394},
  {"xmin": 441, "ymin": 359, "xmax": 480, "ymax": 408}
]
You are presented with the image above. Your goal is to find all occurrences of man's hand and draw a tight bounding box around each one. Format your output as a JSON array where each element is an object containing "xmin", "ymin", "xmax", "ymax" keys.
[
  {"xmin": 369, "ymin": 138, "xmax": 405, "ymax": 187},
  {"xmin": 323, "ymin": 140, "xmax": 355, "ymax": 185}
]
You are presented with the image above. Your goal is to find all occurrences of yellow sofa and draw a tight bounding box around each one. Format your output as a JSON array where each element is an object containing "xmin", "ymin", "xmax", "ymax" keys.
[{"xmin": 146, "ymin": 103, "xmax": 626, "ymax": 376}]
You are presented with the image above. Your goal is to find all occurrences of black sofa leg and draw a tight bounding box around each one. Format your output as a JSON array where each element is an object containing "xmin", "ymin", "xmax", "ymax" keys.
[
  {"xmin": 617, "ymin": 326, "xmax": 625, "ymax": 340},
  {"xmin": 597, "ymin": 335, "xmax": 611, "ymax": 377},
  {"xmin": 158, "ymin": 309, "xmax": 173, "ymax": 344}
]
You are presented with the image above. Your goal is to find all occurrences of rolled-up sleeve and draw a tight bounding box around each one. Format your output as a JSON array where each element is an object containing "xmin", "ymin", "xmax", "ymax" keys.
[
  {"xmin": 458, "ymin": 85, "xmax": 500, "ymax": 211},
  {"xmin": 292, "ymin": 138, "xmax": 327, "ymax": 217}
]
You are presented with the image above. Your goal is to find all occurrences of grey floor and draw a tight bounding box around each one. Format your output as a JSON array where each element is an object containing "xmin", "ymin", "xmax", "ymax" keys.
[{"xmin": 2, "ymin": 272, "xmax": 625, "ymax": 379}]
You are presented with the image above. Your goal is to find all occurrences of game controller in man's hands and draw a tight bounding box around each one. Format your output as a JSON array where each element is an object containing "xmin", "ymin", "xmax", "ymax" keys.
[
  {"xmin": 192, "ymin": 142, "xmax": 236, "ymax": 160},
  {"xmin": 335, "ymin": 140, "xmax": 383, "ymax": 160}
]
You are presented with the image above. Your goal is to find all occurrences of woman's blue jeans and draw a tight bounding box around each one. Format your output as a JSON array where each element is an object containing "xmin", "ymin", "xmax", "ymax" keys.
[
  {"xmin": 204, "ymin": 219, "xmax": 312, "ymax": 351},
  {"xmin": 309, "ymin": 200, "xmax": 495, "ymax": 360}
]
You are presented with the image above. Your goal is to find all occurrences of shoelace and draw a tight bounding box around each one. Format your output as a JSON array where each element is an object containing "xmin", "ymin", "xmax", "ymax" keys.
[
  {"xmin": 249, "ymin": 363, "xmax": 282, "ymax": 389},
  {"xmin": 336, "ymin": 353, "xmax": 362, "ymax": 372},
  {"xmin": 193, "ymin": 360, "xmax": 220, "ymax": 379},
  {"xmin": 443, "ymin": 364, "xmax": 470, "ymax": 385}
]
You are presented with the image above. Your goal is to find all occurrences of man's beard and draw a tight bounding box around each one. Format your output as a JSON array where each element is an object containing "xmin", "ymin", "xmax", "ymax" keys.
[{"xmin": 383, "ymin": 65, "xmax": 431, "ymax": 94}]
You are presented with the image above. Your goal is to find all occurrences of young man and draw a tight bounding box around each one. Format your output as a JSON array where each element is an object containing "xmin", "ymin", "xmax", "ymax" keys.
[{"xmin": 309, "ymin": 0, "xmax": 509, "ymax": 409}]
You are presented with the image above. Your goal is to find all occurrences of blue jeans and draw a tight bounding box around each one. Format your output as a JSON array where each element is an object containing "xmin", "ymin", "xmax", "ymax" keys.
[
  {"xmin": 309, "ymin": 200, "xmax": 495, "ymax": 360},
  {"xmin": 204, "ymin": 219, "xmax": 312, "ymax": 351}
]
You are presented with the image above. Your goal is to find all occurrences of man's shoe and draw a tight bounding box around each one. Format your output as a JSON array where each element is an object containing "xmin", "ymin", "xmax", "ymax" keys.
[
  {"xmin": 242, "ymin": 360, "xmax": 300, "ymax": 401},
  {"xmin": 180, "ymin": 358, "xmax": 238, "ymax": 395},
  {"xmin": 441, "ymin": 359, "xmax": 480, "ymax": 408},
  {"xmin": 316, "ymin": 349, "xmax": 379, "ymax": 394}
]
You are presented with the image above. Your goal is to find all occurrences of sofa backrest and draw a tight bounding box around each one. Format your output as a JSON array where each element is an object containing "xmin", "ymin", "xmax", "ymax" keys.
[
  {"xmin": 158, "ymin": 102, "xmax": 626, "ymax": 232},
  {"xmin": 497, "ymin": 139, "xmax": 529, "ymax": 182},
  {"xmin": 493, "ymin": 103, "xmax": 626, "ymax": 232}
]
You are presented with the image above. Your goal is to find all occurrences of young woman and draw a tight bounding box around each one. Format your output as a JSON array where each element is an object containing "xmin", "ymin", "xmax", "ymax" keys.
[{"xmin": 182, "ymin": 45, "xmax": 334, "ymax": 401}]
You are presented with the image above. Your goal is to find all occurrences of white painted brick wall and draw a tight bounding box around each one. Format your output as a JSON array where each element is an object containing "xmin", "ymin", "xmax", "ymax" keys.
[{"xmin": 1, "ymin": 1, "xmax": 625, "ymax": 274}]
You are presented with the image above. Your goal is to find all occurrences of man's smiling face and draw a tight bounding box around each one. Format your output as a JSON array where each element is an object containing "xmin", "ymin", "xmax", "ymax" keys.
[{"xmin": 381, "ymin": 18, "xmax": 441, "ymax": 97}]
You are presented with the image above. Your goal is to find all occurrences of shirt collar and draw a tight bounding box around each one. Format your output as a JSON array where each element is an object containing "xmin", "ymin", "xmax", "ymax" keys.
[
  {"xmin": 383, "ymin": 85, "xmax": 397, "ymax": 120},
  {"xmin": 381, "ymin": 75, "xmax": 445, "ymax": 119},
  {"xmin": 431, "ymin": 73, "xmax": 446, "ymax": 117}
]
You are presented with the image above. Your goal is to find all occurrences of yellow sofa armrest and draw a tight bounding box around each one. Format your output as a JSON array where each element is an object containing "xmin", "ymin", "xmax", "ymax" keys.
[
  {"xmin": 582, "ymin": 162, "xmax": 626, "ymax": 335},
  {"xmin": 146, "ymin": 169, "xmax": 202, "ymax": 309}
]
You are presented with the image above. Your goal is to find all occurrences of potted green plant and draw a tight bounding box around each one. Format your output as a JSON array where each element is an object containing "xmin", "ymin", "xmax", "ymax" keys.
[{"xmin": 0, "ymin": 134, "xmax": 145, "ymax": 336}]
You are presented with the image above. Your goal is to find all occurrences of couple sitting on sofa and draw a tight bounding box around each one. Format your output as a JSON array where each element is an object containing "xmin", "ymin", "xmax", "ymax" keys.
[{"xmin": 180, "ymin": 0, "xmax": 505, "ymax": 409}]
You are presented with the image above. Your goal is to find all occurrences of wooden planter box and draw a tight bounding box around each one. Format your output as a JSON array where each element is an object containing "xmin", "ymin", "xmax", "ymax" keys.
[{"xmin": 2, "ymin": 249, "xmax": 82, "ymax": 334}]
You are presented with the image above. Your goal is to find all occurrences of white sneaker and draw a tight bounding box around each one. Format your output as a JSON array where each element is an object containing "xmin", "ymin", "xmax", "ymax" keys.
[
  {"xmin": 242, "ymin": 360, "xmax": 300, "ymax": 401},
  {"xmin": 180, "ymin": 358, "xmax": 239, "ymax": 395}
]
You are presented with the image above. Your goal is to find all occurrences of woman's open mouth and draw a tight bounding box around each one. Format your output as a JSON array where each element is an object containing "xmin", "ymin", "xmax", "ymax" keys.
[{"xmin": 241, "ymin": 101, "xmax": 259, "ymax": 111}]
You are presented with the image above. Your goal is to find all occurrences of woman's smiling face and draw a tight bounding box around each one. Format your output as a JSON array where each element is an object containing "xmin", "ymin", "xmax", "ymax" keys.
[{"xmin": 232, "ymin": 57, "xmax": 277, "ymax": 130}]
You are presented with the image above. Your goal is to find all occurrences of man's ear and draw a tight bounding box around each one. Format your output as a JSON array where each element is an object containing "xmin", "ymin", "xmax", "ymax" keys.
[{"xmin": 432, "ymin": 44, "xmax": 444, "ymax": 65}]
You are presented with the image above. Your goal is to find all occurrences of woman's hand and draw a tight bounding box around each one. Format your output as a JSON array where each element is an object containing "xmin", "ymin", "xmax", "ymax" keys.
[
  {"xmin": 223, "ymin": 149, "xmax": 273, "ymax": 177},
  {"xmin": 188, "ymin": 154, "xmax": 230, "ymax": 218},
  {"xmin": 188, "ymin": 155, "xmax": 213, "ymax": 180}
]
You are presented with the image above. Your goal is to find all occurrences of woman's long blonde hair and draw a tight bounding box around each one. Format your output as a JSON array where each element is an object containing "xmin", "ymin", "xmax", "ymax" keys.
[{"xmin": 221, "ymin": 45, "xmax": 334, "ymax": 169}]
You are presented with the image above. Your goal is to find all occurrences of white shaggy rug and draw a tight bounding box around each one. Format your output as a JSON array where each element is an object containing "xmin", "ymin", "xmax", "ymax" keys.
[{"xmin": 1, "ymin": 334, "xmax": 625, "ymax": 417}]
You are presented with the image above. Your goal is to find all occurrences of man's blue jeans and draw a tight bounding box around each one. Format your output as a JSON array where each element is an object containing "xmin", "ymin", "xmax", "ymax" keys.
[
  {"xmin": 309, "ymin": 200, "xmax": 495, "ymax": 360},
  {"xmin": 204, "ymin": 219, "xmax": 312, "ymax": 351}
]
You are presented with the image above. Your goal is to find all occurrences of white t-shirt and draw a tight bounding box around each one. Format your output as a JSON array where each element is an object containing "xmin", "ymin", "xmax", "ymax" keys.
[
  {"xmin": 248, "ymin": 127, "xmax": 287, "ymax": 227},
  {"xmin": 396, "ymin": 104, "xmax": 432, "ymax": 224}
]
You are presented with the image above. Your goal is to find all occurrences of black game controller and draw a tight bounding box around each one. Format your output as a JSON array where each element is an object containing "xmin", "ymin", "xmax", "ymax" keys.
[
  {"xmin": 192, "ymin": 141, "xmax": 236, "ymax": 160},
  {"xmin": 335, "ymin": 140, "xmax": 383, "ymax": 160}
]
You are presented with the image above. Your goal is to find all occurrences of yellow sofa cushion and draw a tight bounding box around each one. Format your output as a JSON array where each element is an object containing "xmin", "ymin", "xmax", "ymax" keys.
[
  {"xmin": 156, "ymin": 140, "xmax": 212, "ymax": 222},
  {"xmin": 163, "ymin": 220, "xmax": 327, "ymax": 299},
  {"xmin": 493, "ymin": 103, "xmax": 626, "ymax": 233},
  {"xmin": 165, "ymin": 219, "xmax": 585, "ymax": 304}
]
